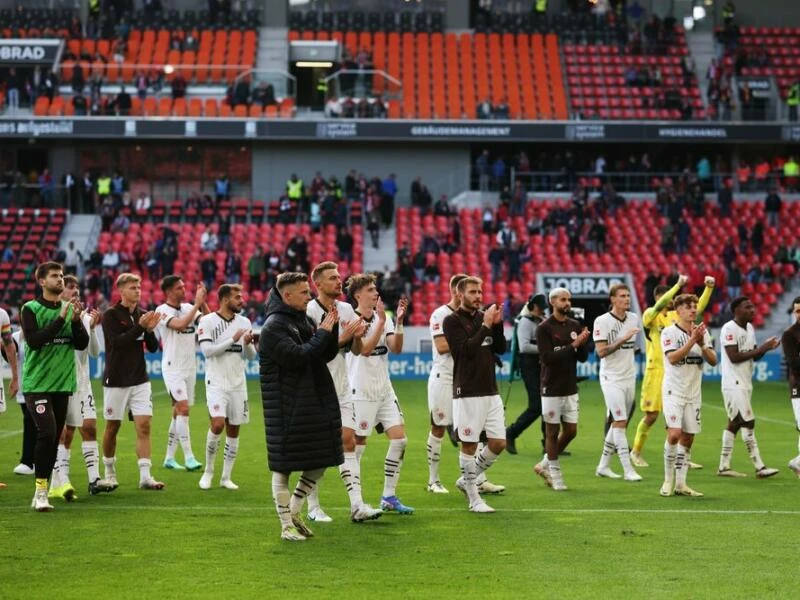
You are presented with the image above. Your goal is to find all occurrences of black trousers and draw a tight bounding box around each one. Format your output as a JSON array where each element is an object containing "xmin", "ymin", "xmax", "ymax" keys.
[
  {"xmin": 19, "ymin": 402, "xmax": 37, "ymax": 468},
  {"xmin": 24, "ymin": 393, "xmax": 69, "ymax": 480},
  {"xmin": 506, "ymin": 357, "xmax": 545, "ymax": 443}
]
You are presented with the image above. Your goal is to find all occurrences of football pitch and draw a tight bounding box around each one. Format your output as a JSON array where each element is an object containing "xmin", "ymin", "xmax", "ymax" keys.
[{"xmin": 1, "ymin": 379, "xmax": 799, "ymax": 599}]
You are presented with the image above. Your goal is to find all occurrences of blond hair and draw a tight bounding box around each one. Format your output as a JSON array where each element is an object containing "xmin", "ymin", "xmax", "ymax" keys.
[
  {"xmin": 276, "ymin": 272, "xmax": 308, "ymax": 291},
  {"xmin": 456, "ymin": 276, "xmax": 482, "ymax": 294},
  {"xmin": 311, "ymin": 261, "xmax": 338, "ymax": 282},
  {"xmin": 115, "ymin": 272, "xmax": 141, "ymax": 288},
  {"xmin": 673, "ymin": 293, "xmax": 699, "ymax": 309}
]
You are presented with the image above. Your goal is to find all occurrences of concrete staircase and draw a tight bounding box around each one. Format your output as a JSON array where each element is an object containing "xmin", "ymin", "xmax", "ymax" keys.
[
  {"xmin": 257, "ymin": 27, "xmax": 290, "ymax": 97},
  {"xmin": 687, "ymin": 30, "xmax": 715, "ymax": 106},
  {"xmin": 363, "ymin": 225, "xmax": 397, "ymax": 275},
  {"xmin": 59, "ymin": 214, "xmax": 101, "ymax": 277},
  {"xmin": 758, "ymin": 282, "xmax": 799, "ymax": 343}
]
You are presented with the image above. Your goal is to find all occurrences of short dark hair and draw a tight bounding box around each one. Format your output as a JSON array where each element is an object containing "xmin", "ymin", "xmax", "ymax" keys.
[
  {"xmin": 311, "ymin": 261, "xmax": 338, "ymax": 282},
  {"xmin": 653, "ymin": 284, "xmax": 671, "ymax": 299},
  {"xmin": 218, "ymin": 283, "xmax": 243, "ymax": 300},
  {"xmin": 35, "ymin": 261, "xmax": 62, "ymax": 281},
  {"xmin": 63, "ymin": 274, "xmax": 79, "ymax": 287},
  {"xmin": 346, "ymin": 273, "xmax": 376, "ymax": 297},
  {"xmin": 276, "ymin": 272, "xmax": 307, "ymax": 291},
  {"xmin": 793, "ymin": 296, "xmax": 800, "ymax": 307},
  {"xmin": 674, "ymin": 293, "xmax": 698, "ymax": 309},
  {"xmin": 730, "ymin": 296, "xmax": 750, "ymax": 313},
  {"xmin": 449, "ymin": 273, "xmax": 468, "ymax": 291},
  {"xmin": 456, "ymin": 276, "xmax": 482, "ymax": 294},
  {"xmin": 160, "ymin": 274, "xmax": 182, "ymax": 293}
]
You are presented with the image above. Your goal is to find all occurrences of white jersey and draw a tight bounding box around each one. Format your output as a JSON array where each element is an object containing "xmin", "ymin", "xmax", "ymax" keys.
[
  {"xmin": 347, "ymin": 311, "xmax": 395, "ymax": 401},
  {"xmin": 593, "ymin": 311, "xmax": 640, "ymax": 382},
  {"xmin": 157, "ymin": 302, "xmax": 200, "ymax": 373},
  {"xmin": 12, "ymin": 330, "xmax": 25, "ymax": 404},
  {"xmin": 306, "ymin": 298, "xmax": 357, "ymax": 398},
  {"xmin": 0, "ymin": 308, "xmax": 9, "ymax": 385},
  {"xmin": 661, "ymin": 323, "xmax": 712, "ymax": 401},
  {"xmin": 75, "ymin": 313, "xmax": 100, "ymax": 393},
  {"xmin": 429, "ymin": 304, "xmax": 455, "ymax": 380},
  {"xmin": 197, "ymin": 312, "xmax": 255, "ymax": 390},
  {"xmin": 720, "ymin": 319, "xmax": 757, "ymax": 391}
]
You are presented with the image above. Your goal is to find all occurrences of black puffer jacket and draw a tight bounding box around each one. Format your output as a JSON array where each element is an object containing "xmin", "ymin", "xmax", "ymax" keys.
[{"xmin": 259, "ymin": 288, "xmax": 343, "ymax": 473}]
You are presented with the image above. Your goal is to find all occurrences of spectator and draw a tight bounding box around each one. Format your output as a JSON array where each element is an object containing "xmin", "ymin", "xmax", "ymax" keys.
[
  {"xmin": 496, "ymin": 221, "xmax": 517, "ymax": 249},
  {"xmin": 788, "ymin": 80, "xmax": 800, "ymax": 122},
  {"xmin": 247, "ymin": 246, "xmax": 265, "ymax": 292},
  {"xmin": 380, "ymin": 173, "xmax": 397, "ymax": 228},
  {"xmin": 489, "ymin": 243, "xmax": 504, "ymax": 282},
  {"xmin": 200, "ymin": 226, "xmax": 218, "ymax": 251},
  {"xmin": 225, "ymin": 250, "xmax": 242, "ymax": 284},
  {"xmin": 477, "ymin": 98, "xmax": 493, "ymax": 119},
  {"xmin": 509, "ymin": 180, "xmax": 526, "ymax": 217},
  {"xmin": 336, "ymin": 226, "xmax": 354, "ymax": 263},
  {"xmin": 727, "ymin": 264, "xmax": 742, "ymax": 299},
  {"xmin": 71, "ymin": 62, "xmax": 85, "ymax": 94},
  {"xmin": 751, "ymin": 221, "xmax": 764, "ymax": 255},
  {"xmin": 200, "ymin": 252, "xmax": 217, "ymax": 290},
  {"xmin": 676, "ymin": 220, "xmax": 690, "ymax": 255},
  {"xmin": 110, "ymin": 211, "xmax": 130, "ymax": 233},
  {"xmin": 102, "ymin": 249, "xmax": 120, "ymax": 270},
  {"xmin": 507, "ymin": 242, "xmax": 523, "ymax": 282},
  {"xmin": 737, "ymin": 222, "xmax": 749, "ymax": 253},
  {"xmin": 284, "ymin": 234, "xmax": 309, "ymax": 273},
  {"xmin": 494, "ymin": 97, "xmax": 510, "ymax": 119},
  {"xmin": 135, "ymin": 71, "xmax": 148, "ymax": 100},
  {"xmin": 62, "ymin": 241, "xmax": 83, "ymax": 276},
  {"xmin": 367, "ymin": 213, "xmax": 380, "ymax": 249},
  {"xmin": 433, "ymin": 195, "xmax": 451, "ymax": 217},
  {"xmin": 423, "ymin": 259, "xmax": 440, "ymax": 284},
  {"xmin": 722, "ymin": 240, "xmax": 737, "ymax": 268},
  {"xmin": 116, "ymin": 86, "xmax": 132, "ymax": 116},
  {"xmin": 38, "ymin": 169, "xmax": 54, "ymax": 207},
  {"xmin": 171, "ymin": 73, "xmax": 187, "ymax": 100},
  {"xmin": 215, "ymin": 174, "xmax": 230, "ymax": 205},
  {"xmin": 73, "ymin": 94, "xmax": 88, "ymax": 116},
  {"xmin": 410, "ymin": 177, "xmax": 432, "ymax": 214},
  {"xmin": 476, "ymin": 149, "xmax": 490, "ymax": 192},
  {"xmin": 482, "ymin": 206, "xmax": 495, "ymax": 234},
  {"xmin": 324, "ymin": 96, "xmax": 342, "ymax": 118},
  {"xmin": 492, "ymin": 156, "xmax": 506, "ymax": 191},
  {"xmin": 661, "ymin": 220, "xmax": 675, "ymax": 254},
  {"xmin": 5, "ymin": 68, "xmax": 20, "ymax": 112},
  {"xmin": 134, "ymin": 191, "xmax": 151, "ymax": 218},
  {"xmin": 161, "ymin": 239, "xmax": 177, "ymax": 274},
  {"xmin": 764, "ymin": 189, "xmax": 782, "ymax": 227},
  {"xmin": 718, "ymin": 183, "xmax": 733, "ymax": 217}
]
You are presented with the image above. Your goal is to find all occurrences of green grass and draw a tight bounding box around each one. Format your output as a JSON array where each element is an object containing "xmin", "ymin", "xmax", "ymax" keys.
[{"xmin": 1, "ymin": 379, "xmax": 799, "ymax": 599}]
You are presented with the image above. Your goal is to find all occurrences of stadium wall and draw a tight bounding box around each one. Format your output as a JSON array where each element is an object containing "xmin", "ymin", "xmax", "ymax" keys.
[{"xmin": 84, "ymin": 350, "xmax": 785, "ymax": 383}]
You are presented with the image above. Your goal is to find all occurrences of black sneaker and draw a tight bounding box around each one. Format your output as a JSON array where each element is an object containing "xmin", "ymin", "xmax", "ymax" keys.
[
  {"xmin": 506, "ymin": 436, "xmax": 518, "ymax": 455},
  {"xmin": 88, "ymin": 478, "xmax": 115, "ymax": 495}
]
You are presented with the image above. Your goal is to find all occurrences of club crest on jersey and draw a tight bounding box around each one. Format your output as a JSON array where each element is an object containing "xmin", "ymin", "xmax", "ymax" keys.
[
  {"xmin": 433, "ymin": 323, "xmax": 440, "ymax": 331},
  {"xmin": 463, "ymin": 427, "xmax": 472, "ymax": 437},
  {"xmin": 213, "ymin": 404, "xmax": 220, "ymax": 411},
  {"xmin": 548, "ymin": 410, "xmax": 555, "ymax": 418},
  {"xmin": 595, "ymin": 329, "xmax": 600, "ymax": 336},
  {"xmin": 670, "ymin": 415, "xmax": 677, "ymax": 422},
  {"xmin": 360, "ymin": 421, "xmax": 369, "ymax": 430},
  {"xmin": 36, "ymin": 404, "xmax": 46, "ymax": 414},
  {"xmin": 726, "ymin": 334, "xmax": 734, "ymax": 341},
  {"xmin": 664, "ymin": 338, "xmax": 672, "ymax": 346},
  {"xmin": 106, "ymin": 407, "xmax": 113, "ymax": 416},
  {"xmin": 570, "ymin": 331, "xmax": 577, "ymax": 340}
]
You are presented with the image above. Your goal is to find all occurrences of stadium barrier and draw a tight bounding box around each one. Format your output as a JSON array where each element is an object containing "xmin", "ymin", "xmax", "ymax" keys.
[{"xmin": 86, "ymin": 351, "xmax": 785, "ymax": 383}]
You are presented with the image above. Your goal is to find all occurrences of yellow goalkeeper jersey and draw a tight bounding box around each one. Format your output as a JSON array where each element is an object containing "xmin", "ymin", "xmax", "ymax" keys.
[{"xmin": 642, "ymin": 283, "xmax": 712, "ymax": 371}]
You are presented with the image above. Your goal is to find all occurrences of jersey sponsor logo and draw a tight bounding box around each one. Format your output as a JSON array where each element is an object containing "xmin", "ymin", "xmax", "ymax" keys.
[
  {"xmin": 226, "ymin": 344, "xmax": 243, "ymax": 353},
  {"xmin": 179, "ymin": 326, "xmax": 196, "ymax": 334},
  {"xmin": 481, "ymin": 336, "xmax": 493, "ymax": 346},
  {"xmin": 684, "ymin": 356, "xmax": 703, "ymax": 365},
  {"xmin": 49, "ymin": 336, "xmax": 73, "ymax": 345},
  {"xmin": 370, "ymin": 346, "xmax": 388, "ymax": 356}
]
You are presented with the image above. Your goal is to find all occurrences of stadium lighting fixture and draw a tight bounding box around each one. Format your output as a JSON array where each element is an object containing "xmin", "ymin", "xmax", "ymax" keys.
[
  {"xmin": 296, "ymin": 61, "xmax": 334, "ymax": 68},
  {"xmin": 693, "ymin": 5, "xmax": 706, "ymax": 20}
]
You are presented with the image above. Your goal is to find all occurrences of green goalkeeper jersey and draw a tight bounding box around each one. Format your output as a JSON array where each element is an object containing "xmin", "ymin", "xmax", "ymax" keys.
[{"xmin": 22, "ymin": 299, "xmax": 78, "ymax": 394}]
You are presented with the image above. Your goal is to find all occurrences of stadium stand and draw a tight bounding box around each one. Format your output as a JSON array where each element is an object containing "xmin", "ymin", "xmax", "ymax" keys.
[{"xmin": 720, "ymin": 26, "xmax": 800, "ymax": 99}]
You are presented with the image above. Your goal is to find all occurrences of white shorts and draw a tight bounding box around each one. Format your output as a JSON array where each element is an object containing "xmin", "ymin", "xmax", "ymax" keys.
[
  {"xmin": 663, "ymin": 397, "xmax": 701, "ymax": 434},
  {"xmin": 354, "ymin": 395, "xmax": 404, "ymax": 437},
  {"xmin": 103, "ymin": 382, "xmax": 153, "ymax": 420},
  {"xmin": 792, "ymin": 398, "xmax": 800, "ymax": 430},
  {"xmin": 207, "ymin": 386, "xmax": 249, "ymax": 426},
  {"xmin": 722, "ymin": 388, "xmax": 754, "ymax": 421},
  {"xmin": 453, "ymin": 395, "xmax": 505, "ymax": 442},
  {"xmin": 163, "ymin": 370, "xmax": 197, "ymax": 405},
  {"xmin": 601, "ymin": 378, "xmax": 635, "ymax": 422},
  {"xmin": 339, "ymin": 397, "xmax": 356, "ymax": 431},
  {"xmin": 66, "ymin": 387, "xmax": 97, "ymax": 427},
  {"xmin": 542, "ymin": 394, "xmax": 579, "ymax": 424},
  {"xmin": 427, "ymin": 373, "xmax": 453, "ymax": 426}
]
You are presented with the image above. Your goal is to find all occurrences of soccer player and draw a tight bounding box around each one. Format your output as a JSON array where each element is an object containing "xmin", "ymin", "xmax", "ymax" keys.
[
  {"xmin": 660, "ymin": 294, "xmax": 717, "ymax": 497},
  {"xmin": 346, "ymin": 273, "xmax": 414, "ymax": 514},
  {"xmin": 533, "ymin": 287, "xmax": 590, "ymax": 491},
  {"xmin": 21, "ymin": 262, "xmax": 89, "ymax": 510},
  {"xmin": 631, "ymin": 275, "xmax": 714, "ymax": 467},
  {"xmin": 306, "ymin": 262, "xmax": 382, "ymax": 523},
  {"xmin": 0, "ymin": 304, "xmax": 19, "ymax": 488},
  {"xmin": 197, "ymin": 284, "xmax": 255, "ymax": 490},
  {"xmin": 442, "ymin": 276, "xmax": 507, "ymax": 513},
  {"xmin": 156, "ymin": 275, "xmax": 208, "ymax": 472},
  {"xmin": 426, "ymin": 273, "xmax": 468, "ymax": 493},
  {"xmin": 783, "ymin": 297, "xmax": 800, "ymax": 477},
  {"xmin": 48, "ymin": 275, "xmax": 108, "ymax": 500},
  {"xmin": 8, "ymin": 330, "xmax": 36, "ymax": 477},
  {"xmin": 717, "ymin": 297, "xmax": 781, "ymax": 478},
  {"xmin": 593, "ymin": 283, "xmax": 643, "ymax": 482},
  {"xmin": 101, "ymin": 272, "xmax": 164, "ymax": 490},
  {"xmin": 260, "ymin": 272, "xmax": 343, "ymax": 541}
]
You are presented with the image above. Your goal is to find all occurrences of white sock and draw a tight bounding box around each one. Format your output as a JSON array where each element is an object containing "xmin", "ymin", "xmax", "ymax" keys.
[
  {"xmin": 459, "ymin": 452, "xmax": 481, "ymax": 505},
  {"xmin": 382, "ymin": 438, "xmax": 407, "ymax": 498},
  {"xmin": 612, "ymin": 427, "xmax": 635, "ymax": 474},
  {"xmin": 103, "ymin": 456, "xmax": 117, "ymax": 479},
  {"xmin": 427, "ymin": 432, "xmax": 443, "ymax": 484},
  {"xmin": 598, "ymin": 427, "xmax": 615, "ymax": 470},
  {"xmin": 51, "ymin": 444, "xmax": 69, "ymax": 488},
  {"xmin": 355, "ymin": 443, "xmax": 366, "ymax": 463},
  {"xmin": 176, "ymin": 415, "xmax": 195, "ymax": 461},
  {"xmin": 137, "ymin": 458, "xmax": 153, "ymax": 483},
  {"xmin": 339, "ymin": 451, "xmax": 363, "ymax": 509},
  {"xmin": 548, "ymin": 458, "xmax": 563, "ymax": 482},
  {"xmin": 719, "ymin": 429, "xmax": 735, "ymax": 471},
  {"xmin": 204, "ymin": 430, "xmax": 221, "ymax": 475},
  {"xmin": 220, "ymin": 436, "xmax": 239, "ymax": 481},
  {"xmin": 307, "ymin": 473, "xmax": 323, "ymax": 511},
  {"xmin": 290, "ymin": 468, "xmax": 325, "ymax": 515},
  {"xmin": 165, "ymin": 417, "xmax": 178, "ymax": 461},
  {"xmin": 675, "ymin": 444, "xmax": 689, "ymax": 487},
  {"xmin": 82, "ymin": 441, "xmax": 100, "ymax": 483},
  {"xmin": 741, "ymin": 428, "xmax": 765, "ymax": 470},
  {"xmin": 271, "ymin": 471, "xmax": 292, "ymax": 528},
  {"xmin": 663, "ymin": 441, "xmax": 677, "ymax": 484},
  {"xmin": 475, "ymin": 445, "xmax": 499, "ymax": 476}
]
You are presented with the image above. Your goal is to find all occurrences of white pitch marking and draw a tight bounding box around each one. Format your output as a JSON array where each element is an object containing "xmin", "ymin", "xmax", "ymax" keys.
[
  {"xmin": 0, "ymin": 429, "xmax": 22, "ymax": 439},
  {"xmin": 704, "ymin": 403, "xmax": 797, "ymax": 427}
]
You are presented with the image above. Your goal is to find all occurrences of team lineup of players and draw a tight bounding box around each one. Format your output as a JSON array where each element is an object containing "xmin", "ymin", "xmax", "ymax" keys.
[{"xmin": 2, "ymin": 260, "xmax": 800, "ymax": 538}]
